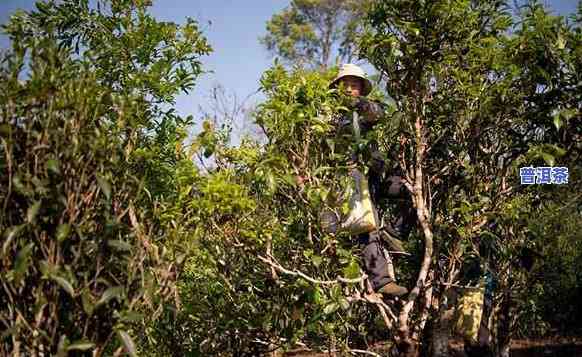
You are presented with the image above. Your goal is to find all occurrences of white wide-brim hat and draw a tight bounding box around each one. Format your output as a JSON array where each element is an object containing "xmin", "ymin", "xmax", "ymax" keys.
[{"xmin": 329, "ymin": 63, "xmax": 372, "ymax": 96}]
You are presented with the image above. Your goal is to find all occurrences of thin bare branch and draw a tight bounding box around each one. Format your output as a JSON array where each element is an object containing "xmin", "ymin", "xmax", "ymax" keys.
[{"xmin": 258, "ymin": 255, "xmax": 367, "ymax": 285}]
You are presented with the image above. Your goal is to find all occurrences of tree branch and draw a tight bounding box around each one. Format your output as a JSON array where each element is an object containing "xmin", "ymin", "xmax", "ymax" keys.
[
  {"xmin": 346, "ymin": 290, "xmax": 398, "ymax": 330},
  {"xmin": 257, "ymin": 255, "xmax": 367, "ymax": 285},
  {"xmin": 397, "ymin": 111, "xmax": 434, "ymax": 349}
]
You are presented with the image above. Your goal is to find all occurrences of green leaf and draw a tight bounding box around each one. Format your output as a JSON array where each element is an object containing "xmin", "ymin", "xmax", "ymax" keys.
[
  {"xmin": 13, "ymin": 243, "xmax": 34, "ymax": 283},
  {"xmin": 27, "ymin": 201, "xmax": 41, "ymax": 223},
  {"xmin": 556, "ymin": 33, "xmax": 566, "ymax": 49},
  {"xmin": 281, "ymin": 173, "xmax": 297, "ymax": 186},
  {"xmin": 56, "ymin": 224, "xmax": 71, "ymax": 242},
  {"xmin": 0, "ymin": 123, "xmax": 11, "ymax": 136},
  {"xmin": 323, "ymin": 302, "xmax": 338, "ymax": 315},
  {"xmin": 119, "ymin": 311, "xmax": 145, "ymax": 323},
  {"xmin": 266, "ymin": 172, "xmax": 276, "ymax": 192},
  {"xmin": 312, "ymin": 287, "xmax": 322, "ymax": 305},
  {"xmin": 541, "ymin": 153, "xmax": 555, "ymax": 166},
  {"xmin": 546, "ymin": 144, "xmax": 566, "ymax": 157},
  {"xmin": 97, "ymin": 286, "xmax": 123, "ymax": 306},
  {"xmin": 96, "ymin": 174, "xmax": 111, "ymax": 200},
  {"xmin": 2, "ymin": 225, "xmax": 25, "ymax": 258},
  {"xmin": 57, "ymin": 334, "xmax": 69, "ymax": 357},
  {"xmin": 311, "ymin": 255, "xmax": 322, "ymax": 268},
  {"xmin": 107, "ymin": 240, "xmax": 132, "ymax": 252},
  {"xmin": 46, "ymin": 159, "xmax": 60, "ymax": 174},
  {"xmin": 339, "ymin": 298, "xmax": 350, "ymax": 310},
  {"xmin": 118, "ymin": 330, "xmax": 137, "ymax": 357},
  {"xmin": 51, "ymin": 275, "xmax": 75, "ymax": 297},
  {"xmin": 12, "ymin": 174, "xmax": 32, "ymax": 196},
  {"xmin": 561, "ymin": 109, "xmax": 577, "ymax": 121},
  {"xmin": 342, "ymin": 259, "xmax": 360, "ymax": 279},
  {"xmin": 67, "ymin": 341, "xmax": 95, "ymax": 351},
  {"xmin": 81, "ymin": 290, "xmax": 95, "ymax": 316},
  {"xmin": 553, "ymin": 114, "xmax": 562, "ymax": 131}
]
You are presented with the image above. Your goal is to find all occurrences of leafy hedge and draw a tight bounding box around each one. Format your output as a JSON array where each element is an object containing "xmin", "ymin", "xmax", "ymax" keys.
[{"xmin": 0, "ymin": 0, "xmax": 210, "ymax": 355}]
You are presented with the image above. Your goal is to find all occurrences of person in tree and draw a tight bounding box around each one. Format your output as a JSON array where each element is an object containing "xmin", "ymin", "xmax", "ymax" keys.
[{"xmin": 328, "ymin": 64, "xmax": 416, "ymax": 297}]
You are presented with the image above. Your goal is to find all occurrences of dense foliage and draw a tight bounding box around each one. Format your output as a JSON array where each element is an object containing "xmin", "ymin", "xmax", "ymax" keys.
[
  {"xmin": 0, "ymin": 0, "xmax": 210, "ymax": 355},
  {"xmin": 359, "ymin": 0, "xmax": 581, "ymax": 354},
  {"xmin": 1, "ymin": 0, "xmax": 580, "ymax": 356}
]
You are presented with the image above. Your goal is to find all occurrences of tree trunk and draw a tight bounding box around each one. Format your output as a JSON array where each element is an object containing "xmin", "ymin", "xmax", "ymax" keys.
[
  {"xmin": 415, "ymin": 271, "xmax": 434, "ymax": 337},
  {"xmin": 430, "ymin": 288, "xmax": 457, "ymax": 357},
  {"xmin": 395, "ymin": 115, "xmax": 434, "ymax": 357},
  {"xmin": 495, "ymin": 288, "xmax": 512, "ymax": 357},
  {"xmin": 11, "ymin": 338, "xmax": 20, "ymax": 357}
]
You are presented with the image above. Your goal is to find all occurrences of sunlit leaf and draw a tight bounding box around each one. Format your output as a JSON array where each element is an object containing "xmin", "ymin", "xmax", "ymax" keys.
[
  {"xmin": 96, "ymin": 286, "xmax": 124, "ymax": 306},
  {"xmin": 67, "ymin": 341, "xmax": 95, "ymax": 351},
  {"xmin": 56, "ymin": 224, "xmax": 71, "ymax": 242},
  {"xmin": 107, "ymin": 240, "xmax": 132, "ymax": 252},
  {"xmin": 323, "ymin": 302, "xmax": 338, "ymax": 315},
  {"xmin": 27, "ymin": 201, "xmax": 41, "ymax": 223},
  {"xmin": 96, "ymin": 174, "xmax": 111, "ymax": 200},
  {"xmin": 51, "ymin": 276, "xmax": 75, "ymax": 297}
]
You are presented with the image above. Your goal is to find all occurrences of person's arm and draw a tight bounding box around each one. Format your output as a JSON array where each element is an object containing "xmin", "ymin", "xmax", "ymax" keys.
[
  {"xmin": 354, "ymin": 98, "xmax": 386, "ymax": 125},
  {"xmin": 334, "ymin": 112, "xmax": 352, "ymax": 135},
  {"xmin": 380, "ymin": 175, "xmax": 416, "ymax": 240},
  {"xmin": 333, "ymin": 98, "xmax": 386, "ymax": 135}
]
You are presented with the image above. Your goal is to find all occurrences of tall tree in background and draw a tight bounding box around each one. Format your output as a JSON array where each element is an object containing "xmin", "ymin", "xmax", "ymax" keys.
[{"xmin": 260, "ymin": 0, "xmax": 371, "ymax": 68}]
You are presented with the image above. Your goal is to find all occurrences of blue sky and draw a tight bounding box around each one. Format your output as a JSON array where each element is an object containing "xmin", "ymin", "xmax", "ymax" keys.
[
  {"xmin": 146, "ymin": 0, "xmax": 289, "ymax": 131},
  {"xmin": 1, "ymin": 0, "xmax": 579, "ymax": 132}
]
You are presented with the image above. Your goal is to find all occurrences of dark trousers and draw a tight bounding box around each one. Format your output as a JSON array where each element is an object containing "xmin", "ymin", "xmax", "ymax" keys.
[
  {"xmin": 359, "ymin": 173, "xmax": 416, "ymax": 291},
  {"xmin": 358, "ymin": 231, "xmax": 392, "ymax": 291}
]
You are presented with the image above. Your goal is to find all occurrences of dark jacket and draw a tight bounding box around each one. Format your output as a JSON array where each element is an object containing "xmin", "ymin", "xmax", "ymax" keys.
[{"xmin": 333, "ymin": 97, "xmax": 416, "ymax": 239}]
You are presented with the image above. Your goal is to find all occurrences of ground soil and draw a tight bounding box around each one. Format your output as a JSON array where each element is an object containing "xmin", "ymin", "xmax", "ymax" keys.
[{"xmin": 283, "ymin": 338, "xmax": 582, "ymax": 356}]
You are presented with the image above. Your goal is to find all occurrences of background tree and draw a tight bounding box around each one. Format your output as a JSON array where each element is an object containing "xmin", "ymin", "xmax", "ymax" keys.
[
  {"xmin": 260, "ymin": 0, "xmax": 372, "ymax": 68},
  {"xmin": 360, "ymin": 0, "xmax": 581, "ymax": 355}
]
